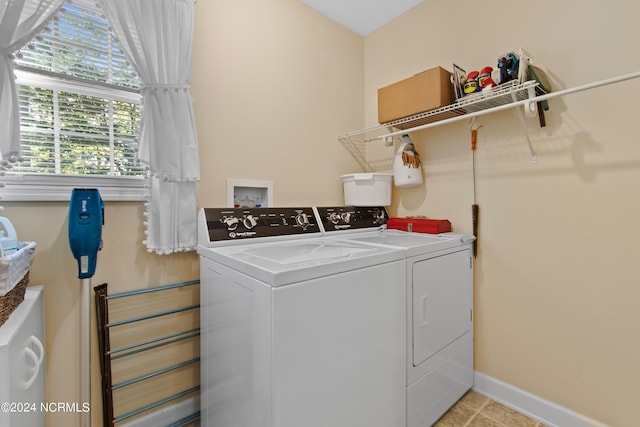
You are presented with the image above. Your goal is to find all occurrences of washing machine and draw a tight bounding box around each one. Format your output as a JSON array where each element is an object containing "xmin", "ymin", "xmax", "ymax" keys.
[
  {"xmin": 197, "ymin": 207, "xmax": 407, "ymax": 427},
  {"xmin": 317, "ymin": 206, "xmax": 475, "ymax": 427}
]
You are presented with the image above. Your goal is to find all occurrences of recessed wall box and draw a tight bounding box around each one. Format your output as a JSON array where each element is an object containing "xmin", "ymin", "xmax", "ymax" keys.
[{"xmin": 226, "ymin": 179, "xmax": 274, "ymax": 208}]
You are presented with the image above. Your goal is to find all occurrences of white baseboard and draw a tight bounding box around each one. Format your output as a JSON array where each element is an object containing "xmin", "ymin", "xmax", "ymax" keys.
[
  {"xmin": 120, "ymin": 395, "xmax": 200, "ymax": 427},
  {"xmin": 473, "ymin": 372, "xmax": 610, "ymax": 427}
]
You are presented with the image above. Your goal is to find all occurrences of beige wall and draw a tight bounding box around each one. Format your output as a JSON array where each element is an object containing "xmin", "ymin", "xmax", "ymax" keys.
[
  {"xmin": 6, "ymin": 0, "xmax": 639, "ymax": 426},
  {"xmin": 192, "ymin": 0, "xmax": 364, "ymax": 207},
  {"xmin": 365, "ymin": 0, "xmax": 640, "ymax": 426}
]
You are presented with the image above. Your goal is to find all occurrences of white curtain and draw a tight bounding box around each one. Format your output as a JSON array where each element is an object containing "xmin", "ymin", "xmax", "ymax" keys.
[
  {"xmin": 99, "ymin": 0, "xmax": 200, "ymax": 255},
  {"xmin": 0, "ymin": 0, "xmax": 64, "ymax": 163}
]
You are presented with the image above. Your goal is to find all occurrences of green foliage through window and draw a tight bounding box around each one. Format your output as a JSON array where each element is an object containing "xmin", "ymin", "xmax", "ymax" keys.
[{"xmin": 13, "ymin": 0, "xmax": 144, "ymax": 177}]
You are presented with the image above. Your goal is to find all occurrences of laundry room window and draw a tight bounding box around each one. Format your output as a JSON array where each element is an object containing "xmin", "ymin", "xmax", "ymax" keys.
[{"xmin": 5, "ymin": 0, "xmax": 146, "ymax": 201}]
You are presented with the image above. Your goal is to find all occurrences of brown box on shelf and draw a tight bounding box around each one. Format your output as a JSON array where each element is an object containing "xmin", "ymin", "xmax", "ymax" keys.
[{"xmin": 378, "ymin": 66, "xmax": 455, "ymax": 125}]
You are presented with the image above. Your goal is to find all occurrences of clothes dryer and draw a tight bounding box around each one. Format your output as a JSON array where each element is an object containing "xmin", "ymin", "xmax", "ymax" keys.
[{"xmin": 317, "ymin": 206, "xmax": 475, "ymax": 427}]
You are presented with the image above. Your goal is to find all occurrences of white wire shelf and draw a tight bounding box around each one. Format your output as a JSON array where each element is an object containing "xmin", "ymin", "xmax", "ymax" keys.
[
  {"xmin": 386, "ymin": 80, "xmax": 540, "ymax": 130},
  {"xmin": 338, "ymin": 80, "xmax": 543, "ymax": 172},
  {"xmin": 338, "ymin": 69, "xmax": 640, "ymax": 172}
]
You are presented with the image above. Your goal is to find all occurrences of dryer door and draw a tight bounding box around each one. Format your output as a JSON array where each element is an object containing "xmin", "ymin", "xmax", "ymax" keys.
[{"xmin": 412, "ymin": 249, "xmax": 472, "ymax": 366}]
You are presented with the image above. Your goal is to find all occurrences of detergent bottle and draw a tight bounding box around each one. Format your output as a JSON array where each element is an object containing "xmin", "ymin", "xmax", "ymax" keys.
[{"xmin": 393, "ymin": 134, "xmax": 423, "ymax": 188}]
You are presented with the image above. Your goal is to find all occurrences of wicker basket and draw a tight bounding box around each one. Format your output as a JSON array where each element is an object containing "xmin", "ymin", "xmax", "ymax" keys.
[
  {"xmin": 0, "ymin": 242, "xmax": 36, "ymax": 327},
  {"xmin": 0, "ymin": 272, "xmax": 29, "ymax": 327},
  {"xmin": 0, "ymin": 241, "xmax": 36, "ymax": 296}
]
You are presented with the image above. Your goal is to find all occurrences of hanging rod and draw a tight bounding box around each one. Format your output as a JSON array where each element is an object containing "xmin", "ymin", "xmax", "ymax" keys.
[
  {"xmin": 107, "ymin": 280, "xmax": 199, "ymax": 299},
  {"xmin": 106, "ymin": 304, "xmax": 199, "ymax": 328},
  {"xmin": 380, "ymin": 70, "xmax": 640, "ymax": 141},
  {"xmin": 114, "ymin": 386, "xmax": 200, "ymax": 424},
  {"xmin": 165, "ymin": 412, "xmax": 201, "ymax": 427},
  {"xmin": 112, "ymin": 357, "xmax": 201, "ymax": 391},
  {"xmin": 109, "ymin": 328, "xmax": 200, "ymax": 360}
]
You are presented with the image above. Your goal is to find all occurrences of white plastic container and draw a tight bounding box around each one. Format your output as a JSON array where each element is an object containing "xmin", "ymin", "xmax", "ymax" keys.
[
  {"xmin": 341, "ymin": 173, "xmax": 393, "ymax": 206},
  {"xmin": 393, "ymin": 134, "xmax": 423, "ymax": 188}
]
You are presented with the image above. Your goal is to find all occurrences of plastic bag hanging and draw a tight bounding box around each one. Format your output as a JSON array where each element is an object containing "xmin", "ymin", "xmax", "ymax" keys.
[{"xmin": 393, "ymin": 134, "xmax": 423, "ymax": 188}]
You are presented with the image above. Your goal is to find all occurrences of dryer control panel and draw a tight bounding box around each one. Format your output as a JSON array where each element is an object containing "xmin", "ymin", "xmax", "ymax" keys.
[
  {"xmin": 316, "ymin": 206, "xmax": 388, "ymax": 233},
  {"xmin": 199, "ymin": 207, "xmax": 321, "ymax": 245}
]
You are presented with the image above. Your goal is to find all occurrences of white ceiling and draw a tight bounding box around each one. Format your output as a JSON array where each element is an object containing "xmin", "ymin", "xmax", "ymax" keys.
[{"xmin": 298, "ymin": 0, "xmax": 424, "ymax": 36}]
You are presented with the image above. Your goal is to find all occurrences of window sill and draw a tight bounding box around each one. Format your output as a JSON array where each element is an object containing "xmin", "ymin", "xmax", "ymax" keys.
[{"xmin": 1, "ymin": 173, "xmax": 147, "ymax": 202}]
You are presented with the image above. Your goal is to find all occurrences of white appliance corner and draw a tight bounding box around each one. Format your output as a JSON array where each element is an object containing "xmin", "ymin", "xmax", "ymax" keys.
[{"xmin": 473, "ymin": 371, "xmax": 610, "ymax": 427}]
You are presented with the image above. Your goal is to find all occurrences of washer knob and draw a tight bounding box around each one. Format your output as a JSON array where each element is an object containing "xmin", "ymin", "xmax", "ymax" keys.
[
  {"xmin": 222, "ymin": 216, "xmax": 239, "ymax": 231},
  {"xmin": 296, "ymin": 213, "xmax": 310, "ymax": 228},
  {"xmin": 243, "ymin": 215, "xmax": 258, "ymax": 229}
]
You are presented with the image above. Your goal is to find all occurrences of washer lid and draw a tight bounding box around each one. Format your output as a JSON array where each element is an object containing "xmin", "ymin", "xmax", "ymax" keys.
[
  {"xmin": 199, "ymin": 237, "xmax": 404, "ymax": 286},
  {"xmin": 340, "ymin": 230, "xmax": 474, "ymax": 257}
]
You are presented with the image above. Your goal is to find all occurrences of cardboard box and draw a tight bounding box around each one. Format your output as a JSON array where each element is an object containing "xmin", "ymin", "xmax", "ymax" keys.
[{"xmin": 378, "ymin": 66, "xmax": 455, "ymax": 125}]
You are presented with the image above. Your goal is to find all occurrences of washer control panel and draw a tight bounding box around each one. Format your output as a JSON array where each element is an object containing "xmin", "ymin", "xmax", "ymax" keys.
[
  {"xmin": 316, "ymin": 206, "xmax": 388, "ymax": 233},
  {"xmin": 201, "ymin": 207, "xmax": 321, "ymax": 242}
]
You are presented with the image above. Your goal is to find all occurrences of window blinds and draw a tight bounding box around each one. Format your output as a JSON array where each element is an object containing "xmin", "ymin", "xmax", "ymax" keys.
[{"xmin": 13, "ymin": 0, "xmax": 143, "ymax": 177}]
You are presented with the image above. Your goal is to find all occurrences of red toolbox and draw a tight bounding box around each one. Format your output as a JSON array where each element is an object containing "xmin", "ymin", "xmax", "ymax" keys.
[{"xmin": 387, "ymin": 217, "xmax": 452, "ymax": 234}]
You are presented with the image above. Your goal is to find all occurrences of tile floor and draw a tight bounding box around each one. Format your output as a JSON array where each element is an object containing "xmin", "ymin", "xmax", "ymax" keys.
[
  {"xmin": 435, "ymin": 390, "xmax": 546, "ymax": 427},
  {"xmin": 186, "ymin": 390, "xmax": 545, "ymax": 427}
]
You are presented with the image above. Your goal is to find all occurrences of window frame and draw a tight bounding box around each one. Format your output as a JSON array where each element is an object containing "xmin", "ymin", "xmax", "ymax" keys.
[
  {"xmin": 1, "ymin": 173, "xmax": 147, "ymax": 202},
  {"xmin": 4, "ymin": 0, "xmax": 147, "ymax": 202}
]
